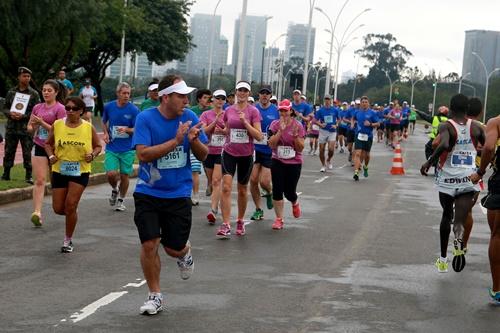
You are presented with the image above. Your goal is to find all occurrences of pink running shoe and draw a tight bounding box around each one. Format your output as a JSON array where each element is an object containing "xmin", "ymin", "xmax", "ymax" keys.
[
  {"xmin": 292, "ymin": 202, "xmax": 301, "ymax": 218},
  {"xmin": 236, "ymin": 219, "xmax": 246, "ymax": 236},
  {"xmin": 216, "ymin": 223, "xmax": 231, "ymax": 239},
  {"xmin": 272, "ymin": 217, "xmax": 284, "ymax": 230},
  {"xmin": 207, "ymin": 210, "xmax": 216, "ymax": 225}
]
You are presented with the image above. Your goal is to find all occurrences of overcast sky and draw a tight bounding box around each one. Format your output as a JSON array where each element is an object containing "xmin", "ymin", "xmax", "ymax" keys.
[{"xmin": 190, "ymin": 0, "xmax": 500, "ymax": 78}]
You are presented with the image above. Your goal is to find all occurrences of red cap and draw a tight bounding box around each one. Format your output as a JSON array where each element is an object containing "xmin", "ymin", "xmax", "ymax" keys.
[{"xmin": 278, "ymin": 99, "xmax": 292, "ymax": 111}]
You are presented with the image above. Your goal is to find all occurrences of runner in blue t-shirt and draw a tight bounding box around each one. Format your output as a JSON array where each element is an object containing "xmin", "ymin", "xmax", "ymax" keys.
[
  {"xmin": 291, "ymin": 90, "xmax": 312, "ymax": 124},
  {"xmin": 338, "ymin": 102, "xmax": 350, "ymax": 154},
  {"xmin": 102, "ymin": 82, "xmax": 139, "ymax": 211},
  {"xmin": 353, "ymin": 96, "xmax": 380, "ymax": 181},
  {"xmin": 346, "ymin": 100, "xmax": 359, "ymax": 164},
  {"xmin": 383, "ymin": 103, "xmax": 393, "ymax": 146},
  {"xmin": 249, "ymin": 86, "xmax": 280, "ymax": 220},
  {"xmin": 133, "ymin": 75, "xmax": 208, "ymax": 315},
  {"xmin": 314, "ymin": 95, "xmax": 339, "ymax": 172},
  {"xmin": 401, "ymin": 101, "xmax": 410, "ymax": 139}
]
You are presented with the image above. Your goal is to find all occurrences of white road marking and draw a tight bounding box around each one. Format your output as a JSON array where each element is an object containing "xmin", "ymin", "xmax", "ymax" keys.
[
  {"xmin": 314, "ymin": 176, "xmax": 329, "ymax": 183},
  {"xmin": 69, "ymin": 291, "xmax": 128, "ymax": 323},
  {"xmin": 297, "ymin": 192, "xmax": 302, "ymax": 196},
  {"xmin": 122, "ymin": 280, "xmax": 147, "ymax": 288}
]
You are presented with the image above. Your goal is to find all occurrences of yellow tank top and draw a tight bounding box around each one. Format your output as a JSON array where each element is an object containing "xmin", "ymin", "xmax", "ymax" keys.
[{"xmin": 52, "ymin": 119, "xmax": 93, "ymax": 174}]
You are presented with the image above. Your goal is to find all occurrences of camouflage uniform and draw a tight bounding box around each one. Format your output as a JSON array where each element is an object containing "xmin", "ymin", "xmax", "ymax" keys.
[{"xmin": 1, "ymin": 85, "xmax": 40, "ymax": 180}]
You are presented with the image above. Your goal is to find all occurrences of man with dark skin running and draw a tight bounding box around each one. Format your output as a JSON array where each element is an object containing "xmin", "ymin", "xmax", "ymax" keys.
[{"xmin": 421, "ymin": 94, "xmax": 485, "ymax": 273}]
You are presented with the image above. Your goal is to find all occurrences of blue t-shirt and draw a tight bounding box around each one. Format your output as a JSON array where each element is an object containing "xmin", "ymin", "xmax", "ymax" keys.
[
  {"xmin": 292, "ymin": 102, "xmax": 312, "ymax": 122},
  {"xmin": 355, "ymin": 109, "xmax": 379, "ymax": 139},
  {"xmin": 132, "ymin": 108, "xmax": 208, "ymax": 199},
  {"xmin": 338, "ymin": 109, "xmax": 350, "ymax": 128},
  {"xmin": 59, "ymin": 79, "xmax": 73, "ymax": 91},
  {"xmin": 383, "ymin": 108, "xmax": 391, "ymax": 124},
  {"xmin": 315, "ymin": 106, "xmax": 339, "ymax": 132},
  {"xmin": 401, "ymin": 107, "xmax": 410, "ymax": 122},
  {"xmin": 255, "ymin": 103, "xmax": 279, "ymax": 154},
  {"xmin": 103, "ymin": 101, "xmax": 139, "ymax": 153}
]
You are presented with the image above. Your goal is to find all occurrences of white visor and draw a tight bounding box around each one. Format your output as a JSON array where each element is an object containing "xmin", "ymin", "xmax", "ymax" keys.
[
  {"xmin": 158, "ymin": 81, "xmax": 196, "ymax": 96},
  {"xmin": 270, "ymin": 95, "xmax": 278, "ymax": 101},
  {"xmin": 248, "ymin": 96, "xmax": 255, "ymax": 102},
  {"xmin": 235, "ymin": 81, "xmax": 251, "ymax": 91},
  {"xmin": 213, "ymin": 89, "xmax": 226, "ymax": 98},
  {"xmin": 148, "ymin": 83, "xmax": 159, "ymax": 91}
]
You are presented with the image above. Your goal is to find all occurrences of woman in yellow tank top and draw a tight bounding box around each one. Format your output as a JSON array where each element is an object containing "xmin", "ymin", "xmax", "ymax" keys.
[{"xmin": 44, "ymin": 96, "xmax": 102, "ymax": 253}]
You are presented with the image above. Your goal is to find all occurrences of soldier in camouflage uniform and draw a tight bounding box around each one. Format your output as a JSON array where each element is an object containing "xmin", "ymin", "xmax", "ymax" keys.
[{"xmin": 1, "ymin": 67, "xmax": 41, "ymax": 183}]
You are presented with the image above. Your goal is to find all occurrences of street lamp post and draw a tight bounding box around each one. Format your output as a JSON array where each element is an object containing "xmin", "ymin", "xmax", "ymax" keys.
[
  {"xmin": 206, "ymin": 0, "xmax": 222, "ymax": 89},
  {"xmin": 458, "ymin": 72, "xmax": 471, "ymax": 93},
  {"xmin": 472, "ymin": 51, "xmax": 500, "ymax": 123},
  {"xmin": 268, "ymin": 33, "xmax": 287, "ymax": 86},
  {"xmin": 408, "ymin": 69, "xmax": 423, "ymax": 108},
  {"xmin": 235, "ymin": 0, "xmax": 248, "ymax": 83},
  {"xmin": 119, "ymin": 0, "xmax": 128, "ymax": 83},
  {"xmin": 303, "ymin": 0, "xmax": 316, "ymax": 96},
  {"xmin": 432, "ymin": 80, "xmax": 438, "ymax": 116}
]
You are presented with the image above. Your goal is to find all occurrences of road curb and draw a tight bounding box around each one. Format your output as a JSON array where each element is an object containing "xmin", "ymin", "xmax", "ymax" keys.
[{"xmin": 0, "ymin": 165, "xmax": 139, "ymax": 206}]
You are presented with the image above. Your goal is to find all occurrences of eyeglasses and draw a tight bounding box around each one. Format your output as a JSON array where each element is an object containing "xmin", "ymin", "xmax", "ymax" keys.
[
  {"xmin": 237, "ymin": 88, "xmax": 249, "ymax": 93},
  {"xmin": 65, "ymin": 105, "xmax": 81, "ymax": 112}
]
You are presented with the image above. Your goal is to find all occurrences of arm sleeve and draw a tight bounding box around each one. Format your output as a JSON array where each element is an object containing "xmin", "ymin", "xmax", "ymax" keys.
[{"xmin": 415, "ymin": 109, "xmax": 433, "ymax": 123}]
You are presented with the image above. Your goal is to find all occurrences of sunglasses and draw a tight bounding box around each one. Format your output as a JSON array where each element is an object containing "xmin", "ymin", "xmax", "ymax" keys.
[
  {"xmin": 65, "ymin": 105, "xmax": 81, "ymax": 112},
  {"xmin": 214, "ymin": 96, "xmax": 226, "ymax": 100},
  {"xmin": 279, "ymin": 109, "xmax": 289, "ymax": 112},
  {"xmin": 237, "ymin": 88, "xmax": 249, "ymax": 92}
]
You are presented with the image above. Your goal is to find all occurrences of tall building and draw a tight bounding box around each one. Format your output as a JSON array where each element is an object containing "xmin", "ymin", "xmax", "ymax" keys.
[
  {"xmin": 232, "ymin": 15, "xmax": 269, "ymax": 83},
  {"xmin": 285, "ymin": 23, "xmax": 316, "ymax": 63},
  {"xmin": 185, "ymin": 13, "xmax": 228, "ymax": 77},
  {"xmin": 107, "ymin": 53, "xmax": 153, "ymax": 79},
  {"xmin": 462, "ymin": 30, "xmax": 500, "ymax": 85},
  {"xmin": 263, "ymin": 47, "xmax": 280, "ymax": 84}
]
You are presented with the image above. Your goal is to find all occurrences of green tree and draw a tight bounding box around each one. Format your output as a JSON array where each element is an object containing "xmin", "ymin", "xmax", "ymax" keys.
[
  {"xmin": 356, "ymin": 33, "xmax": 413, "ymax": 87},
  {"xmin": 0, "ymin": 0, "xmax": 100, "ymax": 93}
]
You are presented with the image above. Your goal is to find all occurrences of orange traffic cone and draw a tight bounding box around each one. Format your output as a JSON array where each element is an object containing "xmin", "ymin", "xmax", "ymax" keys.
[{"xmin": 390, "ymin": 143, "xmax": 405, "ymax": 175}]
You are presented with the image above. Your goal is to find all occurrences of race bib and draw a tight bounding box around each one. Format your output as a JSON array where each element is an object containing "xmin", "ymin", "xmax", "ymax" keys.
[
  {"xmin": 230, "ymin": 129, "xmax": 249, "ymax": 143},
  {"xmin": 357, "ymin": 133, "xmax": 369, "ymax": 141},
  {"xmin": 255, "ymin": 133, "xmax": 268, "ymax": 145},
  {"xmin": 210, "ymin": 134, "xmax": 225, "ymax": 147},
  {"xmin": 157, "ymin": 146, "xmax": 187, "ymax": 169},
  {"xmin": 37, "ymin": 127, "xmax": 48, "ymax": 140},
  {"xmin": 277, "ymin": 146, "xmax": 296, "ymax": 159},
  {"xmin": 451, "ymin": 151, "xmax": 474, "ymax": 168},
  {"xmin": 60, "ymin": 161, "xmax": 81, "ymax": 176},
  {"xmin": 312, "ymin": 124, "xmax": 320, "ymax": 131},
  {"xmin": 112, "ymin": 126, "xmax": 129, "ymax": 139},
  {"xmin": 394, "ymin": 112, "xmax": 401, "ymax": 119},
  {"xmin": 324, "ymin": 115, "xmax": 334, "ymax": 123}
]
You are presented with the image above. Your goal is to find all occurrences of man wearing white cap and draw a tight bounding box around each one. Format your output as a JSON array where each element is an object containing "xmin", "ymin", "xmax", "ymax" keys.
[
  {"xmin": 132, "ymin": 74, "xmax": 208, "ymax": 315},
  {"xmin": 314, "ymin": 94, "xmax": 339, "ymax": 172},
  {"xmin": 140, "ymin": 82, "xmax": 160, "ymax": 111},
  {"xmin": 291, "ymin": 89, "xmax": 312, "ymax": 124}
]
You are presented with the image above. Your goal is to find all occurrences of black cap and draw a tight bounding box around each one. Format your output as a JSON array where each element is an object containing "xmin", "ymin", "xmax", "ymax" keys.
[
  {"xmin": 227, "ymin": 92, "xmax": 235, "ymax": 97},
  {"xmin": 259, "ymin": 86, "xmax": 272, "ymax": 94},
  {"xmin": 18, "ymin": 66, "xmax": 32, "ymax": 75}
]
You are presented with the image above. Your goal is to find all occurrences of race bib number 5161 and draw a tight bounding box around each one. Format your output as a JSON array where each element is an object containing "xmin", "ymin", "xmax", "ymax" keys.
[{"xmin": 157, "ymin": 146, "xmax": 187, "ymax": 169}]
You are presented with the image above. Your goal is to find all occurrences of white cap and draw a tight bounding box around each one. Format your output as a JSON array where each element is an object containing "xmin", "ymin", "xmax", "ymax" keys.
[
  {"xmin": 158, "ymin": 80, "xmax": 196, "ymax": 96},
  {"xmin": 300, "ymin": 95, "xmax": 307, "ymax": 100},
  {"xmin": 213, "ymin": 89, "xmax": 226, "ymax": 98},
  {"xmin": 148, "ymin": 83, "xmax": 159, "ymax": 91},
  {"xmin": 293, "ymin": 89, "xmax": 301, "ymax": 95},
  {"xmin": 355, "ymin": 99, "xmax": 361, "ymax": 104},
  {"xmin": 248, "ymin": 96, "xmax": 255, "ymax": 103},
  {"xmin": 270, "ymin": 95, "xmax": 278, "ymax": 101},
  {"xmin": 350, "ymin": 101, "xmax": 355, "ymax": 106},
  {"xmin": 403, "ymin": 101, "xmax": 408, "ymax": 104},
  {"xmin": 342, "ymin": 101, "xmax": 348, "ymax": 105},
  {"xmin": 235, "ymin": 81, "xmax": 251, "ymax": 91}
]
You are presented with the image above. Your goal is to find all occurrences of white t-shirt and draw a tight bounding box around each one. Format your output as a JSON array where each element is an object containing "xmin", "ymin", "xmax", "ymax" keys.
[{"xmin": 80, "ymin": 86, "xmax": 97, "ymax": 107}]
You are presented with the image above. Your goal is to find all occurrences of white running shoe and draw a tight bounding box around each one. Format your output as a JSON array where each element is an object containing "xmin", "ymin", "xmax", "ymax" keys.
[
  {"xmin": 115, "ymin": 199, "xmax": 126, "ymax": 211},
  {"xmin": 328, "ymin": 163, "xmax": 333, "ymax": 170},
  {"xmin": 177, "ymin": 243, "xmax": 194, "ymax": 280},
  {"xmin": 109, "ymin": 189, "xmax": 118, "ymax": 206},
  {"xmin": 140, "ymin": 294, "xmax": 163, "ymax": 315},
  {"xmin": 320, "ymin": 166, "xmax": 326, "ymax": 172}
]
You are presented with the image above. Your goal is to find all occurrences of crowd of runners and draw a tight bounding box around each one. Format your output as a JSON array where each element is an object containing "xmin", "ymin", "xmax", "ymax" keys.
[{"xmin": 2, "ymin": 67, "xmax": 500, "ymax": 314}]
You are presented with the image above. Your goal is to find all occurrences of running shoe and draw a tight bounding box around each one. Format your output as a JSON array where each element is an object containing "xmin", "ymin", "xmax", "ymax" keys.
[
  {"xmin": 177, "ymin": 243, "xmax": 194, "ymax": 280},
  {"xmin": 435, "ymin": 257, "xmax": 448, "ymax": 273},
  {"xmin": 292, "ymin": 202, "xmax": 301, "ymax": 218},
  {"xmin": 452, "ymin": 239, "xmax": 466, "ymax": 272},
  {"xmin": 328, "ymin": 163, "xmax": 333, "ymax": 170},
  {"xmin": 264, "ymin": 192, "xmax": 273, "ymax": 209},
  {"xmin": 236, "ymin": 219, "xmax": 246, "ymax": 236},
  {"xmin": 489, "ymin": 288, "xmax": 500, "ymax": 304},
  {"xmin": 61, "ymin": 239, "xmax": 73, "ymax": 253},
  {"xmin": 115, "ymin": 199, "xmax": 126, "ymax": 211},
  {"xmin": 109, "ymin": 189, "xmax": 118, "ymax": 206},
  {"xmin": 191, "ymin": 193, "xmax": 199, "ymax": 206},
  {"xmin": 312, "ymin": 149, "xmax": 317, "ymax": 155},
  {"xmin": 216, "ymin": 223, "xmax": 231, "ymax": 239},
  {"xmin": 207, "ymin": 210, "xmax": 217, "ymax": 225},
  {"xmin": 340, "ymin": 147, "xmax": 345, "ymax": 154},
  {"xmin": 320, "ymin": 166, "xmax": 326, "ymax": 172},
  {"xmin": 140, "ymin": 294, "xmax": 163, "ymax": 315},
  {"xmin": 30, "ymin": 212, "xmax": 42, "ymax": 227},
  {"xmin": 353, "ymin": 171, "xmax": 359, "ymax": 181},
  {"xmin": 205, "ymin": 185, "xmax": 212, "ymax": 197},
  {"xmin": 250, "ymin": 208, "xmax": 264, "ymax": 221},
  {"xmin": 272, "ymin": 217, "xmax": 284, "ymax": 230},
  {"xmin": 363, "ymin": 165, "xmax": 369, "ymax": 178}
]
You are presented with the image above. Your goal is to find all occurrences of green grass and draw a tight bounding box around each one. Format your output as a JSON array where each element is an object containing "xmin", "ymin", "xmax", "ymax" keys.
[{"xmin": 0, "ymin": 155, "xmax": 106, "ymax": 191}]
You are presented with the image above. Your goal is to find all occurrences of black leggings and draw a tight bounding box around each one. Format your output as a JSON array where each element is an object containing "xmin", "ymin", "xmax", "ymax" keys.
[
  {"xmin": 271, "ymin": 159, "xmax": 301, "ymax": 202},
  {"xmin": 438, "ymin": 191, "xmax": 476, "ymax": 258}
]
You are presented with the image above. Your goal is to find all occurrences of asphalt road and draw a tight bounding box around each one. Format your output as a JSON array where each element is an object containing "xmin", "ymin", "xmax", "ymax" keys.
[{"xmin": 1, "ymin": 125, "xmax": 499, "ymax": 333}]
